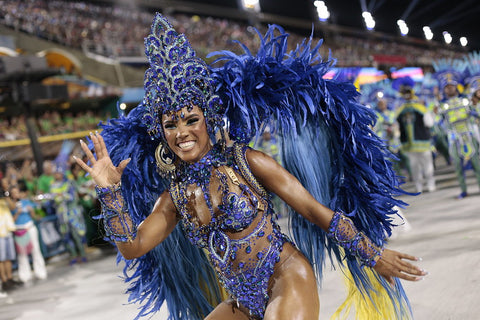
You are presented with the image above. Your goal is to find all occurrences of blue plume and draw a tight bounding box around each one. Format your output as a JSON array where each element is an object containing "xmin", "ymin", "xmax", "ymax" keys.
[
  {"xmin": 392, "ymin": 76, "xmax": 415, "ymax": 91},
  {"xmin": 98, "ymin": 105, "xmax": 221, "ymax": 319},
  {"xmin": 210, "ymin": 24, "xmax": 411, "ymax": 318},
  {"xmin": 334, "ymin": 67, "xmax": 362, "ymax": 83}
]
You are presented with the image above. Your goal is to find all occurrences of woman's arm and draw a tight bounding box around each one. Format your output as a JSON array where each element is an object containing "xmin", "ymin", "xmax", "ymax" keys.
[
  {"xmin": 246, "ymin": 148, "xmax": 333, "ymax": 230},
  {"xmin": 115, "ymin": 191, "xmax": 179, "ymax": 259},
  {"xmin": 73, "ymin": 132, "xmax": 179, "ymax": 260},
  {"xmin": 246, "ymin": 148, "xmax": 426, "ymax": 283}
]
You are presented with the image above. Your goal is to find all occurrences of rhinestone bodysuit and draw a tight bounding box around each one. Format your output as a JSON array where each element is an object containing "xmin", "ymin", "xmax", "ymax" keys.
[{"xmin": 169, "ymin": 143, "xmax": 288, "ymax": 319}]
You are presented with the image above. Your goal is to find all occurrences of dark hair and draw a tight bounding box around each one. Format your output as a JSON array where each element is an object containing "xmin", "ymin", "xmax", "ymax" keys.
[{"xmin": 17, "ymin": 179, "xmax": 28, "ymax": 192}]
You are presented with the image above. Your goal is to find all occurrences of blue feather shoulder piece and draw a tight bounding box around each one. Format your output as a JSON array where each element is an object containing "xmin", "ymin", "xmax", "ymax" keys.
[
  {"xmin": 210, "ymin": 25, "xmax": 411, "ymax": 318},
  {"xmin": 98, "ymin": 105, "xmax": 222, "ymax": 319}
]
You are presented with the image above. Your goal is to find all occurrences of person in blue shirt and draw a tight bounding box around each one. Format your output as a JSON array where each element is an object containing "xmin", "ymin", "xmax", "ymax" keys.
[{"xmin": 9, "ymin": 182, "xmax": 47, "ymax": 283}]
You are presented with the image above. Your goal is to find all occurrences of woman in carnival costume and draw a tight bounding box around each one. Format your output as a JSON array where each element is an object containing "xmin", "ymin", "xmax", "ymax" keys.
[{"xmin": 74, "ymin": 14, "xmax": 426, "ymax": 320}]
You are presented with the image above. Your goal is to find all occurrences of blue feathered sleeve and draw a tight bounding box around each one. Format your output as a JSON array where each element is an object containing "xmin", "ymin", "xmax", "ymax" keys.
[
  {"xmin": 210, "ymin": 25, "xmax": 412, "ymax": 319},
  {"xmin": 98, "ymin": 105, "xmax": 222, "ymax": 319}
]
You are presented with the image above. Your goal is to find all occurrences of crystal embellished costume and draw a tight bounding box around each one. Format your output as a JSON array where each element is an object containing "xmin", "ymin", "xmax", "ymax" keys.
[
  {"xmin": 94, "ymin": 13, "xmax": 413, "ymax": 320},
  {"xmin": 169, "ymin": 143, "xmax": 287, "ymax": 318}
]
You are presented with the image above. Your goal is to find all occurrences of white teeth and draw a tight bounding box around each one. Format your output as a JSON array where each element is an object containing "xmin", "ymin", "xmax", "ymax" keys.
[{"xmin": 178, "ymin": 141, "xmax": 195, "ymax": 149}]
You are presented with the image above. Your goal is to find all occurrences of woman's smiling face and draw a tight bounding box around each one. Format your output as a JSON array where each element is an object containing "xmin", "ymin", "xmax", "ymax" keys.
[{"xmin": 162, "ymin": 105, "xmax": 211, "ymax": 163}]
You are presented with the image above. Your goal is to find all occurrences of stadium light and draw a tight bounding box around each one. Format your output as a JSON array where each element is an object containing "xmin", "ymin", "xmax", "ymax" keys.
[
  {"xmin": 423, "ymin": 26, "xmax": 433, "ymax": 40},
  {"xmin": 460, "ymin": 36, "xmax": 468, "ymax": 47},
  {"xmin": 362, "ymin": 11, "xmax": 375, "ymax": 30},
  {"xmin": 443, "ymin": 31, "xmax": 452, "ymax": 44},
  {"xmin": 397, "ymin": 19, "xmax": 409, "ymax": 36},
  {"xmin": 314, "ymin": 1, "xmax": 330, "ymax": 22},
  {"xmin": 241, "ymin": 0, "xmax": 260, "ymax": 12}
]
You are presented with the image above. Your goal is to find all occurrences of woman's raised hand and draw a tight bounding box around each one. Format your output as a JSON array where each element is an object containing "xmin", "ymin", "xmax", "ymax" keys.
[{"xmin": 73, "ymin": 132, "xmax": 130, "ymax": 188}]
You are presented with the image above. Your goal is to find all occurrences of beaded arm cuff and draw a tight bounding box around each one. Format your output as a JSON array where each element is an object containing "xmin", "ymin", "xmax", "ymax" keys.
[
  {"xmin": 327, "ymin": 211, "xmax": 384, "ymax": 267},
  {"xmin": 95, "ymin": 182, "xmax": 137, "ymax": 243}
]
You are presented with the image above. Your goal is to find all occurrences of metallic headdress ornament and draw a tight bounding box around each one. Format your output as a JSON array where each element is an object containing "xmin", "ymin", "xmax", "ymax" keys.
[
  {"xmin": 432, "ymin": 58, "xmax": 466, "ymax": 89},
  {"xmin": 464, "ymin": 51, "xmax": 480, "ymax": 93},
  {"xmin": 392, "ymin": 76, "xmax": 415, "ymax": 93},
  {"xmin": 142, "ymin": 13, "xmax": 224, "ymax": 140}
]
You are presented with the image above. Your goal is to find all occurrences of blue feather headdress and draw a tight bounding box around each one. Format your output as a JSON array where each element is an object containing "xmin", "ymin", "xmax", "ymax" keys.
[
  {"xmin": 142, "ymin": 13, "xmax": 224, "ymax": 141},
  {"xmin": 359, "ymin": 79, "xmax": 397, "ymax": 110},
  {"xmin": 392, "ymin": 76, "xmax": 415, "ymax": 93},
  {"xmin": 464, "ymin": 51, "xmax": 480, "ymax": 94},
  {"xmin": 432, "ymin": 58, "xmax": 467, "ymax": 89}
]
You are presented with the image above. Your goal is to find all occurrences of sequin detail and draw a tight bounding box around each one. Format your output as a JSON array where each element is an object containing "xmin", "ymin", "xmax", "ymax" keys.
[
  {"xmin": 95, "ymin": 183, "xmax": 137, "ymax": 242},
  {"xmin": 327, "ymin": 211, "xmax": 384, "ymax": 267}
]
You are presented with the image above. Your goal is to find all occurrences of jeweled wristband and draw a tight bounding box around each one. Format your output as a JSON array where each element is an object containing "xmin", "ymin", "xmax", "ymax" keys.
[
  {"xmin": 95, "ymin": 182, "xmax": 137, "ymax": 242},
  {"xmin": 327, "ymin": 210, "xmax": 384, "ymax": 268}
]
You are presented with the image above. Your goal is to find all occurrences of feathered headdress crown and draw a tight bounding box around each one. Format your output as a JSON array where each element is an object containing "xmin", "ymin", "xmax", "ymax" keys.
[
  {"xmin": 432, "ymin": 58, "xmax": 466, "ymax": 89},
  {"xmin": 141, "ymin": 13, "xmax": 224, "ymax": 140},
  {"xmin": 464, "ymin": 51, "xmax": 480, "ymax": 93},
  {"xmin": 392, "ymin": 76, "xmax": 415, "ymax": 93}
]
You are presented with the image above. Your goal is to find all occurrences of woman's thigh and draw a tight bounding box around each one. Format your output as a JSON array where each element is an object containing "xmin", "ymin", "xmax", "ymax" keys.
[
  {"xmin": 264, "ymin": 247, "xmax": 319, "ymax": 320},
  {"xmin": 205, "ymin": 299, "xmax": 251, "ymax": 320}
]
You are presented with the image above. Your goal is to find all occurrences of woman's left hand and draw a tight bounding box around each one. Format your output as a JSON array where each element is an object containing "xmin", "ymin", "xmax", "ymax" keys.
[{"xmin": 373, "ymin": 249, "xmax": 427, "ymax": 285}]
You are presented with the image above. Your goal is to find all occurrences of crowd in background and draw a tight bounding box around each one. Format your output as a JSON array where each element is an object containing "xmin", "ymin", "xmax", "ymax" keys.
[
  {"xmin": 0, "ymin": 110, "xmax": 106, "ymax": 142},
  {"xmin": 0, "ymin": 0, "xmax": 465, "ymax": 67},
  {"xmin": 0, "ymin": 156, "xmax": 103, "ymax": 297}
]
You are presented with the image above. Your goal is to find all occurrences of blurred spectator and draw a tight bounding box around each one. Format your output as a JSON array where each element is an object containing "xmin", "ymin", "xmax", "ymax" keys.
[
  {"xmin": 36, "ymin": 160, "xmax": 54, "ymax": 194},
  {"xmin": 438, "ymin": 82, "xmax": 480, "ymax": 198},
  {"xmin": 0, "ymin": 0, "xmax": 465, "ymax": 68},
  {"xmin": 4, "ymin": 162, "xmax": 19, "ymax": 188},
  {"xmin": 396, "ymin": 86, "xmax": 436, "ymax": 193},
  {"xmin": 69, "ymin": 161, "xmax": 98, "ymax": 246},
  {"xmin": 19, "ymin": 158, "xmax": 37, "ymax": 194},
  {"xmin": 0, "ymin": 188, "xmax": 18, "ymax": 294},
  {"xmin": 9, "ymin": 181, "xmax": 47, "ymax": 283},
  {"xmin": 373, "ymin": 98, "xmax": 411, "ymax": 179},
  {"xmin": 50, "ymin": 167, "xmax": 87, "ymax": 265}
]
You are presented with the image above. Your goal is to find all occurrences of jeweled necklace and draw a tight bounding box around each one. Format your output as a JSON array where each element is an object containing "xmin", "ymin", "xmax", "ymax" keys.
[
  {"xmin": 175, "ymin": 143, "xmax": 229, "ymax": 223},
  {"xmin": 176, "ymin": 143, "xmax": 227, "ymax": 185}
]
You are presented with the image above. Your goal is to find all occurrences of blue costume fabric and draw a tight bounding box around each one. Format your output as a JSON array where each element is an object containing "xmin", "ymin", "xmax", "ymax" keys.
[{"xmin": 98, "ymin": 14, "xmax": 412, "ymax": 320}]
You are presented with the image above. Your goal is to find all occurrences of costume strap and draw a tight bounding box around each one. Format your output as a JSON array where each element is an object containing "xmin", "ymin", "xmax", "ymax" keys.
[
  {"xmin": 95, "ymin": 182, "xmax": 137, "ymax": 243},
  {"xmin": 232, "ymin": 143, "xmax": 268, "ymax": 200}
]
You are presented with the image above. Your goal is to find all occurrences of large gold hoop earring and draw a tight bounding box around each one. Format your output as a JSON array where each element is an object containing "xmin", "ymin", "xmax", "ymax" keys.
[{"xmin": 155, "ymin": 142, "xmax": 177, "ymax": 177}]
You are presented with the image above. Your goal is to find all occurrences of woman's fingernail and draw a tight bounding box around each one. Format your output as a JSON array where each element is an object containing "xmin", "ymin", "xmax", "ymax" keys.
[{"xmin": 417, "ymin": 257, "xmax": 423, "ymax": 261}]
